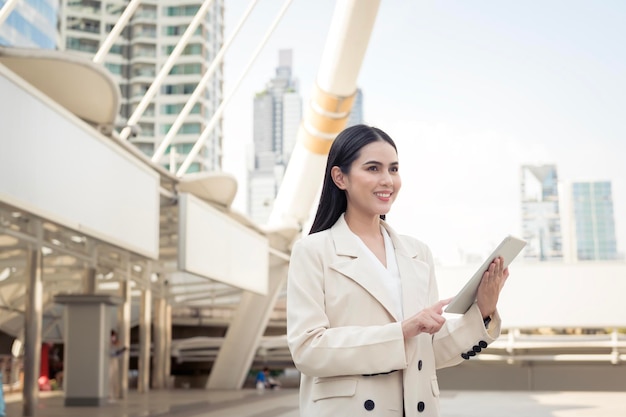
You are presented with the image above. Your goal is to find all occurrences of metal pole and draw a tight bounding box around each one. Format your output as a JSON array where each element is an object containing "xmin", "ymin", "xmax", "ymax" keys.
[
  {"xmin": 119, "ymin": 0, "xmax": 216, "ymax": 140},
  {"xmin": 164, "ymin": 302, "xmax": 172, "ymax": 388},
  {"xmin": 138, "ymin": 265, "xmax": 152, "ymax": 393},
  {"xmin": 92, "ymin": 0, "xmax": 142, "ymax": 64},
  {"xmin": 151, "ymin": 0, "xmax": 261, "ymax": 162},
  {"xmin": 23, "ymin": 224, "xmax": 43, "ymax": 416},
  {"xmin": 0, "ymin": 0, "xmax": 20, "ymax": 29},
  {"xmin": 176, "ymin": 0, "xmax": 295, "ymax": 176},
  {"xmin": 152, "ymin": 297, "xmax": 165, "ymax": 389},
  {"xmin": 118, "ymin": 268, "xmax": 132, "ymax": 398}
]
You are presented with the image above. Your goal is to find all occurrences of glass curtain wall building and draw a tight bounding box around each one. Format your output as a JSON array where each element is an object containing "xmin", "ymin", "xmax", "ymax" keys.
[
  {"xmin": 59, "ymin": 0, "xmax": 224, "ymax": 173},
  {"xmin": 0, "ymin": 0, "xmax": 58, "ymax": 49},
  {"xmin": 571, "ymin": 181, "xmax": 618, "ymax": 260},
  {"xmin": 520, "ymin": 164, "xmax": 563, "ymax": 261},
  {"xmin": 247, "ymin": 49, "xmax": 302, "ymax": 224},
  {"xmin": 345, "ymin": 87, "xmax": 363, "ymax": 127}
]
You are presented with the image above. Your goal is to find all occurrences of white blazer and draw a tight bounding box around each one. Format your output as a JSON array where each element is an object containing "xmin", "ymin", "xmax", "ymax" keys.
[{"xmin": 287, "ymin": 214, "xmax": 501, "ymax": 417}]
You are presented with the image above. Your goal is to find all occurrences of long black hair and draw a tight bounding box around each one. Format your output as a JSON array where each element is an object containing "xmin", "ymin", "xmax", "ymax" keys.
[{"xmin": 308, "ymin": 124, "xmax": 398, "ymax": 234}]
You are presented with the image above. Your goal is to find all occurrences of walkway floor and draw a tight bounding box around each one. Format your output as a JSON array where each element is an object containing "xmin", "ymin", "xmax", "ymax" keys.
[{"xmin": 4, "ymin": 388, "xmax": 626, "ymax": 417}]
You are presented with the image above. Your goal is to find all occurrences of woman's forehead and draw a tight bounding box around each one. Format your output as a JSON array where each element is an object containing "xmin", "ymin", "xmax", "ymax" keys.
[{"xmin": 356, "ymin": 141, "xmax": 398, "ymax": 160}]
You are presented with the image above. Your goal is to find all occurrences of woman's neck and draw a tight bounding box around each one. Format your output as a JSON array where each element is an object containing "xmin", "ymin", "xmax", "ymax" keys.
[{"xmin": 344, "ymin": 210, "xmax": 381, "ymax": 240}]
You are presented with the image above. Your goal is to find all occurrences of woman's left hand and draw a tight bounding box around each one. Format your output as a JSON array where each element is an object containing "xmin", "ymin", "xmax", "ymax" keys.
[{"xmin": 476, "ymin": 256, "xmax": 509, "ymax": 319}]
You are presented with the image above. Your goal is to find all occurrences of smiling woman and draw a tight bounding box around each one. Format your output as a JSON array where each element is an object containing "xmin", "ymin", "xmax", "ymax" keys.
[{"xmin": 286, "ymin": 124, "xmax": 512, "ymax": 417}]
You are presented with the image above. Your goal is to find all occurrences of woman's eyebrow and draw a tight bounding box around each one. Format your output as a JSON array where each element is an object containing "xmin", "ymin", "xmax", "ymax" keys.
[{"xmin": 362, "ymin": 160, "xmax": 399, "ymax": 165}]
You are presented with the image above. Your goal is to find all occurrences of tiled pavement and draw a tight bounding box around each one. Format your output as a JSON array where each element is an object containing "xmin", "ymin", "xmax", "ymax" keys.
[{"xmin": 4, "ymin": 388, "xmax": 626, "ymax": 417}]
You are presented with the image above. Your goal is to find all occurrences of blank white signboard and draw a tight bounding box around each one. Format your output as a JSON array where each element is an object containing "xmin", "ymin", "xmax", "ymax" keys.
[
  {"xmin": 178, "ymin": 193, "xmax": 268, "ymax": 295},
  {"xmin": 0, "ymin": 66, "xmax": 160, "ymax": 259}
]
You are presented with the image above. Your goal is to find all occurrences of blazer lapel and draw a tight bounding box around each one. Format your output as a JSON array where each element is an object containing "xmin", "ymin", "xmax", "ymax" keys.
[
  {"xmin": 381, "ymin": 222, "xmax": 430, "ymax": 318},
  {"xmin": 329, "ymin": 215, "xmax": 400, "ymax": 321}
]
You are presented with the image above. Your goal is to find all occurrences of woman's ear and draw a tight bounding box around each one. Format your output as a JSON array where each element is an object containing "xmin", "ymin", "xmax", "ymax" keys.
[{"xmin": 331, "ymin": 166, "xmax": 347, "ymax": 190}]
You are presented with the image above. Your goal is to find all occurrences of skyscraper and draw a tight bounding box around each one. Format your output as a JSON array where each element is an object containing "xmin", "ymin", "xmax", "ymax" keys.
[
  {"xmin": 520, "ymin": 164, "xmax": 563, "ymax": 261},
  {"xmin": 60, "ymin": 0, "xmax": 224, "ymax": 173},
  {"xmin": 0, "ymin": 0, "xmax": 58, "ymax": 49},
  {"xmin": 569, "ymin": 181, "xmax": 618, "ymax": 260},
  {"xmin": 346, "ymin": 87, "xmax": 363, "ymax": 127},
  {"xmin": 247, "ymin": 49, "xmax": 302, "ymax": 224}
]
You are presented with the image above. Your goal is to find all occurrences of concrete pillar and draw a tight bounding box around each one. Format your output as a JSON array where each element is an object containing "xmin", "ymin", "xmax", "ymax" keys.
[
  {"xmin": 117, "ymin": 276, "xmax": 131, "ymax": 398},
  {"xmin": 83, "ymin": 267, "xmax": 97, "ymax": 294},
  {"xmin": 23, "ymin": 244, "xmax": 43, "ymax": 416},
  {"xmin": 164, "ymin": 303, "xmax": 172, "ymax": 388},
  {"xmin": 138, "ymin": 286, "xmax": 152, "ymax": 393},
  {"xmin": 152, "ymin": 297, "xmax": 166, "ymax": 389},
  {"xmin": 55, "ymin": 294, "xmax": 121, "ymax": 406}
]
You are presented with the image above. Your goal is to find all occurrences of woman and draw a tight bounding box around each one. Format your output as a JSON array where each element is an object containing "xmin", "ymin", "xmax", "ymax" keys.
[{"xmin": 286, "ymin": 124, "xmax": 508, "ymax": 417}]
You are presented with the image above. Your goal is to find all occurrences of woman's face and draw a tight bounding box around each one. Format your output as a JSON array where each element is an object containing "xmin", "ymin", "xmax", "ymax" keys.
[{"xmin": 333, "ymin": 140, "xmax": 401, "ymax": 218}]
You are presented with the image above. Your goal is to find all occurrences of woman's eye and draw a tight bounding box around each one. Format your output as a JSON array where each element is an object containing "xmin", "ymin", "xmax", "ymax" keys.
[
  {"xmin": 390, "ymin": 166, "xmax": 399, "ymax": 173},
  {"xmin": 367, "ymin": 166, "xmax": 378, "ymax": 171}
]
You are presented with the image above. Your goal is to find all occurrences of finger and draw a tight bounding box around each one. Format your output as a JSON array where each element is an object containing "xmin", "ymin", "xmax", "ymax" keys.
[
  {"xmin": 436, "ymin": 297, "xmax": 453, "ymax": 308},
  {"xmin": 433, "ymin": 314, "xmax": 446, "ymax": 326},
  {"xmin": 497, "ymin": 257, "xmax": 505, "ymax": 275},
  {"xmin": 432, "ymin": 298, "xmax": 453, "ymax": 314}
]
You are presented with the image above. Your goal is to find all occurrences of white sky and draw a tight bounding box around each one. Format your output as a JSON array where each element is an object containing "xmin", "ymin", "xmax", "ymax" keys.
[{"xmin": 220, "ymin": 0, "xmax": 626, "ymax": 265}]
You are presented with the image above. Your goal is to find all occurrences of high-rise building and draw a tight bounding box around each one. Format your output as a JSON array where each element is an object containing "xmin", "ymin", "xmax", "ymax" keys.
[
  {"xmin": 569, "ymin": 181, "xmax": 618, "ymax": 260},
  {"xmin": 59, "ymin": 0, "xmax": 224, "ymax": 173},
  {"xmin": 0, "ymin": 0, "xmax": 58, "ymax": 49},
  {"xmin": 247, "ymin": 49, "xmax": 302, "ymax": 224},
  {"xmin": 346, "ymin": 87, "xmax": 363, "ymax": 127},
  {"xmin": 520, "ymin": 164, "xmax": 563, "ymax": 261}
]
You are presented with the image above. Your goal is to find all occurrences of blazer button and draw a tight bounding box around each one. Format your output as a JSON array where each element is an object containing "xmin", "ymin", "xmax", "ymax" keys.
[
  {"xmin": 472, "ymin": 345, "xmax": 482, "ymax": 353},
  {"xmin": 417, "ymin": 401, "xmax": 425, "ymax": 412},
  {"xmin": 467, "ymin": 350, "xmax": 476, "ymax": 357},
  {"xmin": 478, "ymin": 340, "xmax": 488, "ymax": 349},
  {"xmin": 461, "ymin": 353, "xmax": 469, "ymax": 360},
  {"xmin": 418, "ymin": 360, "xmax": 423, "ymax": 370},
  {"xmin": 364, "ymin": 399, "xmax": 375, "ymax": 411}
]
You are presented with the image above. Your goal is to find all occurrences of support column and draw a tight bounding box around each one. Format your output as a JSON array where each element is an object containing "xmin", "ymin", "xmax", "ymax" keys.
[
  {"xmin": 117, "ymin": 275, "xmax": 131, "ymax": 398},
  {"xmin": 164, "ymin": 303, "xmax": 172, "ymax": 388},
  {"xmin": 152, "ymin": 297, "xmax": 166, "ymax": 389},
  {"xmin": 23, "ymin": 244, "xmax": 43, "ymax": 416},
  {"xmin": 55, "ymin": 294, "xmax": 121, "ymax": 406},
  {"xmin": 138, "ymin": 285, "xmax": 152, "ymax": 393},
  {"xmin": 207, "ymin": 263, "xmax": 288, "ymax": 389},
  {"xmin": 83, "ymin": 267, "xmax": 97, "ymax": 294}
]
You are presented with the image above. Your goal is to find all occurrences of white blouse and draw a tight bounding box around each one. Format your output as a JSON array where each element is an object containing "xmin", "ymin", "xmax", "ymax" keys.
[{"xmin": 353, "ymin": 226, "xmax": 404, "ymax": 320}]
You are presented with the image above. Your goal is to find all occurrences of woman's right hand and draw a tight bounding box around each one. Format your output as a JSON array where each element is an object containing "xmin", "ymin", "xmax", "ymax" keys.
[{"xmin": 401, "ymin": 298, "xmax": 452, "ymax": 339}]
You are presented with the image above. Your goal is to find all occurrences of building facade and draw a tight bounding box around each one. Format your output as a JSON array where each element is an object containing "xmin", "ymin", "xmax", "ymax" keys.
[
  {"xmin": 60, "ymin": 0, "xmax": 224, "ymax": 173},
  {"xmin": 0, "ymin": 0, "xmax": 58, "ymax": 49},
  {"xmin": 247, "ymin": 49, "xmax": 302, "ymax": 224},
  {"xmin": 570, "ymin": 181, "xmax": 618, "ymax": 260},
  {"xmin": 520, "ymin": 164, "xmax": 563, "ymax": 261},
  {"xmin": 345, "ymin": 87, "xmax": 363, "ymax": 127}
]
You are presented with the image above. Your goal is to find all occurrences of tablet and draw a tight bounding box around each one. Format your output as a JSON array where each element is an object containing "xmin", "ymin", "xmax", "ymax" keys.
[{"xmin": 444, "ymin": 235, "xmax": 527, "ymax": 314}]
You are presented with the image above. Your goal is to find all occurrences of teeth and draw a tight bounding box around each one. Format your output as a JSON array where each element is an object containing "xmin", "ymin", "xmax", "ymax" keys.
[{"xmin": 375, "ymin": 193, "xmax": 391, "ymax": 197}]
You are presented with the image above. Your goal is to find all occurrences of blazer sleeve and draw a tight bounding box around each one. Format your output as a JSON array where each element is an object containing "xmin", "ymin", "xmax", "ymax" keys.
[
  {"xmin": 420, "ymin": 242, "xmax": 502, "ymax": 369},
  {"xmin": 286, "ymin": 238, "xmax": 408, "ymax": 378}
]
